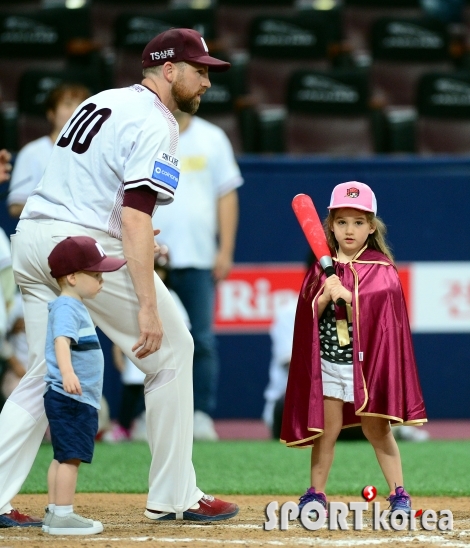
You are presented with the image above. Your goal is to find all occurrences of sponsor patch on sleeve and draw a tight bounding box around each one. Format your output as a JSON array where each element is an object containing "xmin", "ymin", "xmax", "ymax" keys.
[
  {"xmin": 158, "ymin": 151, "xmax": 179, "ymax": 169},
  {"xmin": 151, "ymin": 160, "xmax": 180, "ymax": 190}
]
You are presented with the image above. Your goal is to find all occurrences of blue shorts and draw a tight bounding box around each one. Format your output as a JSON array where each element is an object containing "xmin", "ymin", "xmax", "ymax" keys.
[{"xmin": 44, "ymin": 389, "xmax": 98, "ymax": 464}]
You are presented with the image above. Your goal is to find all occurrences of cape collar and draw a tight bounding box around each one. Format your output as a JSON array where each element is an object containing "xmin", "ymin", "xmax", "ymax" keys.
[{"xmin": 332, "ymin": 245, "xmax": 393, "ymax": 266}]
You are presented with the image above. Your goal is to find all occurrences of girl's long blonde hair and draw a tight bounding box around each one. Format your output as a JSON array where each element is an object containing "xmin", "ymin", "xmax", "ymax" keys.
[{"xmin": 323, "ymin": 210, "xmax": 394, "ymax": 263}]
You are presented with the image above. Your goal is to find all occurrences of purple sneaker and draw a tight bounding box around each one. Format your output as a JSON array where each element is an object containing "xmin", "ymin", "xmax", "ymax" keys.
[
  {"xmin": 298, "ymin": 487, "xmax": 328, "ymax": 519},
  {"xmin": 386, "ymin": 486, "xmax": 411, "ymax": 515}
]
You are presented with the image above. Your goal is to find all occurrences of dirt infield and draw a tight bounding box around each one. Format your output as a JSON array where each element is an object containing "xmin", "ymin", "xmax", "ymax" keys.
[{"xmin": 1, "ymin": 494, "xmax": 469, "ymax": 548}]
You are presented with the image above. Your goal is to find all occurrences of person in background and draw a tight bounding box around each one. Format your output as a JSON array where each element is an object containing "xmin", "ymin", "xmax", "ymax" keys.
[
  {"xmin": 0, "ymin": 150, "xmax": 11, "ymax": 184},
  {"xmin": 7, "ymin": 83, "xmax": 90, "ymax": 218},
  {"xmin": 262, "ymin": 297, "xmax": 296, "ymax": 440},
  {"xmin": 153, "ymin": 111, "xmax": 243, "ymax": 441},
  {"xmin": 1, "ymin": 294, "xmax": 26, "ymax": 409},
  {"xmin": 0, "ymin": 228, "xmax": 14, "ymax": 314},
  {"xmin": 0, "ymin": 227, "xmax": 20, "ymax": 407}
]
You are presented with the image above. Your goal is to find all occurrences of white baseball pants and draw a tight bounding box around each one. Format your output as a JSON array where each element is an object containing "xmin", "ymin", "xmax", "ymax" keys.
[{"xmin": 0, "ymin": 218, "xmax": 202, "ymax": 514}]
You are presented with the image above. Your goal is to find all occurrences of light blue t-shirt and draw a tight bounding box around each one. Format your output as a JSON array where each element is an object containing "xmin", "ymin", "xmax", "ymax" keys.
[{"xmin": 44, "ymin": 296, "xmax": 104, "ymax": 409}]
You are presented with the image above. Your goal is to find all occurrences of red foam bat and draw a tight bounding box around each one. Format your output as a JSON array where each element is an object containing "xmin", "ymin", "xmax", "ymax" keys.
[{"xmin": 292, "ymin": 193, "xmax": 345, "ymax": 306}]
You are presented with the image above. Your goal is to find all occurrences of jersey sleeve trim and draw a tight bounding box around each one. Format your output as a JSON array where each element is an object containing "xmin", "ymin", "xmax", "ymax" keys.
[
  {"xmin": 124, "ymin": 179, "xmax": 174, "ymax": 205},
  {"xmin": 123, "ymin": 186, "xmax": 158, "ymax": 215}
]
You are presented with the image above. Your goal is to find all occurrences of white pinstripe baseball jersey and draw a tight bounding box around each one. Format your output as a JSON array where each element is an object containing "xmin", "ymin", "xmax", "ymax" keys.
[{"xmin": 21, "ymin": 84, "xmax": 180, "ymax": 239}]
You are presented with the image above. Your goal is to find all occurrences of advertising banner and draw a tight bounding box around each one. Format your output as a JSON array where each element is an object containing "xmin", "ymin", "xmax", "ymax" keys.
[{"xmin": 215, "ymin": 262, "xmax": 470, "ymax": 334}]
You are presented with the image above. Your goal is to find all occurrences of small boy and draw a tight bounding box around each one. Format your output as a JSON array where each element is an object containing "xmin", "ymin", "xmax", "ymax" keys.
[{"xmin": 43, "ymin": 236, "xmax": 126, "ymax": 535}]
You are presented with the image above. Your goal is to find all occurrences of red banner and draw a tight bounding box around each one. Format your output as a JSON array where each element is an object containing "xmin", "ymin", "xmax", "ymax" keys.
[{"xmin": 215, "ymin": 263, "xmax": 411, "ymax": 334}]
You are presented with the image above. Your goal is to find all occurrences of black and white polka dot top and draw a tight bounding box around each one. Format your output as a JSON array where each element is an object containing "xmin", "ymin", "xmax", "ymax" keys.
[{"xmin": 319, "ymin": 302, "xmax": 353, "ymax": 364}]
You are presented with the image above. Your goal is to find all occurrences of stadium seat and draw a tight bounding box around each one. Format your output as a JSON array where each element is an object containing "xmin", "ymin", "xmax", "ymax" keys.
[
  {"xmin": 344, "ymin": 0, "xmax": 420, "ymax": 5},
  {"xmin": 342, "ymin": 1, "xmax": 422, "ymax": 52},
  {"xmin": 0, "ymin": 7, "xmax": 91, "ymax": 57},
  {"xmin": 114, "ymin": 8, "xmax": 216, "ymax": 51},
  {"xmin": 416, "ymin": 71, "xmax": 470, "ymax": 153},
  {"xmin": 254, "ymin": 105, "xmax": 287, "ymax": 153},
  {"xmin": 94, "ymin": 0, "xmax": 167, "ymax": 3},
  {"xmin": 285, "ymin": 69, "xmax": 375, "ymax": 154},
  {"xmin": 218, "ymin": 0, "xmax": 293, "ymax": 5},
  {"xmin": 247, "ymin": 10, "xmax": 342, "ymax": 104},
  {"xmin": 0, "ymin": 7, "xmax": 91, "ymax": 102},
  {"xmin": 382, "ymin": 105, "xmax": 417, "ymax": 153},
  {"xmin": 0, "ymin": 0, "xmax": 39, "ymax": 6},
  {"xmin": 369, "ymin": 17, "xmax": 454, "ymax": 105},
  {"xmin": 113, "ymin": 9, "xmax": 216, "ymax": 88},
  {"xmin": 217, "ymin": 4, "xmax": 294, "ymax": 50},
  {"xmin": 196, "ymin": 55, "xmax": 254, "ymax": 154}
]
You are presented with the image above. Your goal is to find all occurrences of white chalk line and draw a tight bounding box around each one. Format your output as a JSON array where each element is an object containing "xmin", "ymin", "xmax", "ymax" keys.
[
  {"xmin": 1, "ymin": 524, "xmax": 470, "ymax": 546},
  {"xmin": 2, "ymin": 534, "xmax": 470, "ymax": 547},
  {"xmin": 72, "ymin": 536, "xmax": 470, "ymax": 546}
]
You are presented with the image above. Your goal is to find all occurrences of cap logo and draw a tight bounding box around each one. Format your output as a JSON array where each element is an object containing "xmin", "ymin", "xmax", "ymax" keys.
[
  {"xmin": 149, "ymin": 48, "xmax": 175, "ymax": 61},
  {"xmin": 200, "ymin": 36, "xmax": 209, "ymax": 52},
  {"xmin": 95, "ymin": 242, "xmax": 106, "ymax": 257},
  {"xmin": 345, "ymin": 187, "xmax": 360, "ymax": 198}
]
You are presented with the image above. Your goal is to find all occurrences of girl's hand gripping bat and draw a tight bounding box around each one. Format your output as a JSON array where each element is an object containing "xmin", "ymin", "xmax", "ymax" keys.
[{"xmin": 292, "ymin": 193, "xmax": 346, "ymax": 307}]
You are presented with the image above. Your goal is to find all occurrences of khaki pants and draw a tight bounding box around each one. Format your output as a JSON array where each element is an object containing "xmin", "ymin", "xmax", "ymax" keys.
[{"xmin": 0, "ymin": 218, "xmax": 202, "ymax": 514}]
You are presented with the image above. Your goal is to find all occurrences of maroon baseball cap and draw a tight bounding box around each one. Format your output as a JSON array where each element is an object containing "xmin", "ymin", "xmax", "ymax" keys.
[
  {"xmin": 48, "ymin": 236, "xmax": 127, "ymax": 279},
  {"xmin": 142, "ymin": 28, "xmax": 230, "ymax": 72}
]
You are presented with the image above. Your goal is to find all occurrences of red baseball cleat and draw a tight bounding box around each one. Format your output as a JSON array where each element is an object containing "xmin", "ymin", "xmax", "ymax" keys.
[
  {"xmin": 0, "ymin": 509, "xmax": 43, "ymax": 527},
  {"xmin": 145, "ymin": 494, "xmax": 239, "ymax": 522}
]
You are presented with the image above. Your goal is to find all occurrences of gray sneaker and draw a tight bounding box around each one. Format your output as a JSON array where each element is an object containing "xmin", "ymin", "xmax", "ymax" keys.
[
  {"xmin": 48, "ymin": 512, "xmax": 103, "ymax": 535},
  {"xmin": 42, "ymin": 507, "xmax": 53, "ymax": 533}
]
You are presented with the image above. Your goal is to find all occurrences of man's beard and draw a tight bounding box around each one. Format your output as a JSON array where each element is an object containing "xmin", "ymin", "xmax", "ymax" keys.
[{"xmin": 172, "ymin": 76, "xmax": 203, "ymax": 115}]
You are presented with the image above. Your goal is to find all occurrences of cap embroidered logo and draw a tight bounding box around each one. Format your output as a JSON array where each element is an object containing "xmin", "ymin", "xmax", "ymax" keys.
[
  {"xmin": 141, "ymin": 28, "xmax": 230, "ymax": 72},
  {"xmin": 346, "ymin": 187, "xmax": 360, "ymax": 198}
]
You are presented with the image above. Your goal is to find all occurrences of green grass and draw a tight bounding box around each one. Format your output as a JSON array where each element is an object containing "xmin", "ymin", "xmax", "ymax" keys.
[{"xmin": 20, "ymin": 440, "xmax": 470, "ymax": 497}]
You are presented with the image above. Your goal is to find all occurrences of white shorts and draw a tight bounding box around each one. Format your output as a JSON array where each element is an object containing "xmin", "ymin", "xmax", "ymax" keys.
[{"xmin": 321, "ymin": 358, "xmax": 354, "ymax": 403}]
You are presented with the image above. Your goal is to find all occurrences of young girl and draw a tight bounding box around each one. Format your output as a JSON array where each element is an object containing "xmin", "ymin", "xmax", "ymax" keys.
[{"xmin": 281, "ymin": 181, "xmax": 427, "ymax": 516}]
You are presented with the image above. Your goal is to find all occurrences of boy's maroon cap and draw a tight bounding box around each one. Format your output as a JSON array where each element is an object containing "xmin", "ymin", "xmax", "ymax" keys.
[
  {"xmin": 48, "ymin": 236, "xmax": 127, "ymax": 279},
  {"xmin": 142, "ymin": 28, "xmax": 230, "ymax": 72}
]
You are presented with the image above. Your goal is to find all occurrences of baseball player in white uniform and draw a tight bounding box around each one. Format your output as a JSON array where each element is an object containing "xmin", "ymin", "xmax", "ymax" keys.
[{"xmin": 0, "ymin": 28, "xmax": 238, "ymax": 528}]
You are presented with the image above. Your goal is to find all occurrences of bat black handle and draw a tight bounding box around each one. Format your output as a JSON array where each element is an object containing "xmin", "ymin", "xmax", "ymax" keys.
[{"xmin": 323, "ymin": 266, "xmax": 346, "ymax": 307}]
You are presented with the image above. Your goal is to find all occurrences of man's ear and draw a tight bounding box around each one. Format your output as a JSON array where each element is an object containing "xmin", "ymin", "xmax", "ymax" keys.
[{"xmin": 162, "ymin": 62, "xmax": 176, "ymax": 83}]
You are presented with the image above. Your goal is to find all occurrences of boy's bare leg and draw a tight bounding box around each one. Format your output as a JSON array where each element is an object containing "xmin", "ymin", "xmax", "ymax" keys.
[
  {"xmin": 47, "ymin": 460, "xmax": 59, "ymax": 505},
  {"xmin": 54, "ymin": 459, "xmax": 80, "ymax": 506}
]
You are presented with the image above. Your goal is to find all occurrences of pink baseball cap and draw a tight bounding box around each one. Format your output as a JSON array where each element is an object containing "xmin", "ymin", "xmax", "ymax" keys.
[
  {"xmin": 48, "ymin": 236, "xmax": 127, "ymax": 279},
  {"xmin": 142, "ymin": 28, "xmax": 231, "ymax": 72},
  {"xmin": 328, "ymin": 181, "xmax": 377, "ymax": 215}
]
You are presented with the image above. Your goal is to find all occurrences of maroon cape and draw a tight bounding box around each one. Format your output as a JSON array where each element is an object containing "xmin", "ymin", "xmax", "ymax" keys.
[{"xmin": 281, "ymin": 246, "xmax": 427, "ymax": 448}]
